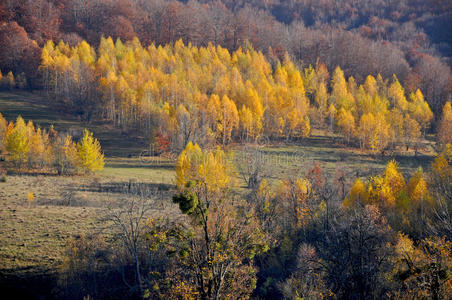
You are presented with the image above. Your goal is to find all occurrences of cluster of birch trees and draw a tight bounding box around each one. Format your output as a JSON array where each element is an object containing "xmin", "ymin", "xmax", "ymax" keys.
[{"xmin": 39, "ymin": 37, "xmax": 445, "ymax": 153}]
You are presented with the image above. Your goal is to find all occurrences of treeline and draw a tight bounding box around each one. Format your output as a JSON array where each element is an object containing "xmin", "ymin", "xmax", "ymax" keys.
[
  {"xmin": 57, "ymin": 142, "xmax": 452, "ymax": 299},
  {"xmin": 39, "ymin": 37, "xmax": 446, "ymax": 153},
  {"xmin": 0, "ymin": 114, "xmax": 104, "ymax": 174},
  {"xmin": 0, "ymin": 0, "xmax": 451, "ymax": 116},
  {"xmin": 216, "ymin": 0, "xmax": 452, "ymax": 43}
]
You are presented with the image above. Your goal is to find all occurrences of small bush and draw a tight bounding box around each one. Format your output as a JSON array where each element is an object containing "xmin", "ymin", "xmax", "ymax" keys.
[
  {"xmin": 0, "ymin": 175, "xmax": 7, "ymax": 182},
  {"xmin": 27, "ymin": 192, "xmax": 34, "ymax": 203}
]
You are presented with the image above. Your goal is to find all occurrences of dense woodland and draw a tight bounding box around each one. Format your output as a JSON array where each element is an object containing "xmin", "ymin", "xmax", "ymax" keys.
[
  {"xmin": 0, "ymin": 0, "xmax": 451, "ymax": 299},
  {"xmin": 1, "ymin": 0, "xmax": 452, "ymax": 116},
  {"xmin": 37, "ymin": 37, "xmax": 443, "ymax": 154}
]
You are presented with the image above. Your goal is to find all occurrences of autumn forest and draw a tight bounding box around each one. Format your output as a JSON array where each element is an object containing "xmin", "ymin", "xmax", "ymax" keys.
[{"xmin": 0, "ymin": 0, "xmax": 451, "ymax": 299}]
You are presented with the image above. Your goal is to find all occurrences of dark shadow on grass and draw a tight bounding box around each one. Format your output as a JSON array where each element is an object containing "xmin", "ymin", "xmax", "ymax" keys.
[
  {"xmin": 381, "ymin": 154, "xmax": 435, "ymax": 170},
  {"xmin": 0, "ymin": 269, "xmax": 58, "ymax": 300},
  {"xmin": 297, "ymin": 135, "xmax": 344, "ymax": 148},
  {"xmin": 35, "ymin": 181, "xmax": 175, "ymax": 208},
  {"xmin": 106, "ymin": 162, "xmax": 175, "ymax": 169},
  {"xmin": 5, "ymin": 170, "xmax": 62, "ymax": 177},
  {"xmin": 68, "ymin": 181, "xmax": 175, "ymax": 194}
]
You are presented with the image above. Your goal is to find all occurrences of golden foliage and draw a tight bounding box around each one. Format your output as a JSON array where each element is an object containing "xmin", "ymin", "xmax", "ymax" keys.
[
  {"xmin": 175, "ymin": 142, "xmax": 233, "ymax": 192},
  {"xmin": 343, "ymin": 178, "xmax": 368, "ymax": 208},
  {"xmin": 438, "ymin": 102, "xmax": 452, "ymax": 146},
  {"xmin": 40, "ymin": 37, "xmax": 435, "ymax": 151},
  {"xmin": 1, "ymin": 114, "xmax": 104, "ymax": 175},
  {"xmin": 77, "ymin": 129, "xmax": 105, "ymax": 173}
]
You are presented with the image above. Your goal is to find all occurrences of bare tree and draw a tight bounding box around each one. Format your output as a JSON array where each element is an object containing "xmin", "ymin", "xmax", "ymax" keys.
[
  {"xmin": 312, "ymin": 205, "xmax": 396, "ymax": 299},
  {"xmin": 108, "ymin": 193, "xmax": 155, "ymax": 299},
  {"xmin": 235, "ymin": 142, "xmax": 271, "ymax": 188},
  {"xmin": 427, "ymin": 162, "xmax": 452, "ymax": 240}
]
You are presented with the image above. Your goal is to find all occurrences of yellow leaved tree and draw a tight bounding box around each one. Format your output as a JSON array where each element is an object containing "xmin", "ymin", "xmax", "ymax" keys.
[
  {"xmin": 55, "ymin": 135, "xmax": 80, "ymax": 175},
  {"xmin": 6, "ymin": 116, "xmax": 29, "ymax": 168},
  {"xmin": 275, "ymin": 178, "xmax": 312, "ymax": 228},
  {"xmin": 219, "ymin": 95, "xmax": 239, "ymax": 146},
  {"xmin": 367, "ymin": 160, "xmax": 405, "ymax": 208},
  {"xmin": 171, "ymin": 143, "xmax": 267, "ymax": 300},
  {"xmin": 406, "ymin": 168, "xmax": 431, "ymax": 208},
  {"xmin": 4, "ymin": 71, "xmax": 15, "ymax": 90},
  {"xmin": 336, "ymin": 107, "xmax": 355, "ymax": 144},
  {"xmin": 0, "ymin": 113, "xmax": 7, "ymax": 152},
  {"xmin": 342, "ymin": 159, "xmax": 435, "ymax": 229},
  {"xmin": 388, "ymin": 76, "xmax": 408, "ymax": 111},
  {"xmin": 0, "ymin": 114, "xmax": 104, "ymax": 175},
  {"xmin": 175, "ymin": 142, "xmax": 232, "ymax": 192},
  {"xmin": 77, "ymin": 129, "xmax": 105, "ymax": 173},
  {"xmin": 408, "ymin": 89, "xmax": 433, "ymax": 136},
  {"xmin": 27, "ymin": 127, "xmax": 47, "ymax": 169},
  {"xmin": 392, "ymin": 234, "xmax": 452, "ymax": 299},
  {"xmin": 438, "ymin": 102, "xmax": 452, "ymax": 147},
  {"xmin": 343, "ymin": 178, "xmax": 368, "ymax": 208}
]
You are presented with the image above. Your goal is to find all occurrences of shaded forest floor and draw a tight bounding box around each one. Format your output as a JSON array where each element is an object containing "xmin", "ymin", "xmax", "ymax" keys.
[{"xmin": 0, "ymin": 91, "xmax": 437, "ymax": 296}]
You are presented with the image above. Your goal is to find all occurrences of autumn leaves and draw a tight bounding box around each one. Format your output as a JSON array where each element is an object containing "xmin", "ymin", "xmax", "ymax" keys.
[
  {"xmin": 325, "ymin": 68, "xmax": 434, "ymax": 153},
  {"xmin": 39, "ymin": 37, "xmax": 313, "ymax": 150},
  {"xmin": 175, "ymin": 142, "xmax": 232, "ymax": 192},
  {"xmin": 0, "ymin": 114, "xmax": 104, "ymax": 174},
  {"xmin": 38, "ymin": 36, "xmax": 447, "ymax": 155}
]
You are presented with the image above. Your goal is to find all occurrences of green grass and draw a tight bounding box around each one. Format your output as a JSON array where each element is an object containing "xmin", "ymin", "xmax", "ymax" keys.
[{"xmin": 102, "ymin": 157, "xmax": 175, "ymax": 185}]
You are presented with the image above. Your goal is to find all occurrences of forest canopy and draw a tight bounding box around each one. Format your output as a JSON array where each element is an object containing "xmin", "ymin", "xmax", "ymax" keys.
[
  {"xmin": 38, "ymin": 37, "xmax": 436, "ymax": 154},
  {"xmin": 0, "ymin": 0, "xmax": 451, "ymax": 117}
]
